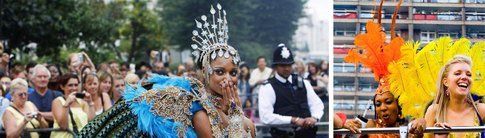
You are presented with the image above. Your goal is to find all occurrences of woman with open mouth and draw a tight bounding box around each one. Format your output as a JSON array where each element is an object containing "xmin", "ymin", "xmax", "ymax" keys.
[{"xmin": 425, "ymin": 55, "xmax": 485, "ymax": 138}]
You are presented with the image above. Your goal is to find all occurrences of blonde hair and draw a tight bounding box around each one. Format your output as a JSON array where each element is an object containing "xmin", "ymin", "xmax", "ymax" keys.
[
  {"xmin": 434, "ymin": 55, "xmax": 475, "ymax": 123},
  {"xmin": 10, "ymin": 78, "xmax": 28, "ymax": 95},
  {"xmin": 124, "ymin": 73, "xmax": 140, "ymax": 87}
]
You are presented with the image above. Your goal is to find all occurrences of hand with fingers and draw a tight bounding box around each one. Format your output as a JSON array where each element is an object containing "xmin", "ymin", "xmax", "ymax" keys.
[
  {"xmin": 433, "ymin": 122, "xmax": 451, "ymax": 137},
  {"xmin": 343, "ymin": 119, "xmax": 362, "ymax": 134},
  {"xmin": 302, "ymin": 117, "xmax": 317, "ymax": 128},
  {"xmin": 409, "ymin": 118, "xmax": 426, "ymax": 136}
]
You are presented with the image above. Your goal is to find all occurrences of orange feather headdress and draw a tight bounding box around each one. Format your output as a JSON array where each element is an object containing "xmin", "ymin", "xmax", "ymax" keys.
[{"xmin": 344, "ymin": 0, "xmax": 404, "ymax": 95}]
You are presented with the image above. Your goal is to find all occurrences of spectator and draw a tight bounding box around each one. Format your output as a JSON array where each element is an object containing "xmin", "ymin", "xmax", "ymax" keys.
[
  {"xmin": 3, "ymin": 78, "xmax": 48, "ymax": 138},
  {"xmin": 238, "ymin": 64, "xmax": 252, "ymax": 118},
  {"xmin": 147, "ymin": 49, "xmax": 161, "ymax": 67},
  {"xmin": 97, "ymin": 63, "xmax": 110, "ymax": 73},
  {"xmin": 108, "ymin": 61, "xmax": 120, "ymax": 73},
  {"xmin": 176, "ymin": 64, "xmax": 186, "ymax": 77},
  {"xmin": 51, "ymin": 74, "xmax": 95, "ymax": 137},
  {"xmin": 152, "ymin": 61, "xmax": 168, "ymax": 76},
  {"xmin": 26, "ymin": 62, "xmax": 37, "ymax": 87},
  {"xmin": 47, "ymin": 64, "xmax": 63, "ymax": 92},
  {"xmin": 124, "ymin": 73, "xmax": 140, "ymax": 88},
  {"xmin": 28, "ymin": 65, "xmax": 63, "ymax": 126},
  {"xmin": 319, "ymin": 60, "xmax": 329, "ymax": 90},
  {"xmin": 120, "ymin": 63, "xmax": 130, "ymax": 78},
  {"xmin": 248, "ymin": 56, "xmax": 272, "ymax": 113},
  {"xmin": 10, "ymin": 67, "xmax": 26, "ymax": 80},
  {"xmin": 67, "ymin": 52, "xmax": 95, "ymax": 75},
  {"xmin": 1, "ymin": 76, "xmax": 11, "ymax": 96},
  {"xmin": 0, "ymin": 78, "xmax": 9, "ymax": 129},
  {"xmin": 97, "ymin": 71, "xmax": 114, "ymax": 100},
  {"xmin": 82, "ymin": 74, "xmax": 112, "ymax": 116},
  {"xmin": 307, "ymin": 62, "xmax": 326, "ymax": 98},
  {"xmin": 249, "ymin": 56, "xmax": 273, "ymax": 88},
  {"xmin": 294, "ymin": 61, "xmax": 308, "ymax": 78},
  {"xmin": 0, "ymin": 52, "xmax": 10, "ymax": 77},
  {"xmin": 160, "ymin": 48, "xmax": 171, "ymax": 68},
  {"xmin": 112, "ymin": 75, "xmax": 125, "ymax": 103},
  {"xmin": 259, "ymin": 44, "xmax": 323, "ymax": 137}
]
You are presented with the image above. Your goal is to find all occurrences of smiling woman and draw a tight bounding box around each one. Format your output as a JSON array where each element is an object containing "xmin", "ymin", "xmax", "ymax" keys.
[{"xmin": 424, "ymin": 55, "xmax": 485, "ymax": 138}]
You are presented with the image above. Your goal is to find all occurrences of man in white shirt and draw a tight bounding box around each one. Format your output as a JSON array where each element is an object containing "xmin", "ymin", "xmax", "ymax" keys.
[
  {"xmin": 249, "ymin": 56, "xmax": 272, "ymax": 111},
  {"xmin": 259, "ymin": 44, "xmax": 324, "ymax": 137}
]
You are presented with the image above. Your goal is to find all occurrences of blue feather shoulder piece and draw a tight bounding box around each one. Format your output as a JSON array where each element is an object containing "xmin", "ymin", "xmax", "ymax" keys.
[{"xmin": 123, "ymin": 74, "xmax": 204, "ymax": 138}]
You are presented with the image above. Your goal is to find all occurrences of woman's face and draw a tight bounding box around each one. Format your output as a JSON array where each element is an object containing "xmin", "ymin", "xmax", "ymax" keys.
[
  {"xmin": 61, "ymin": 78, "xmax": 79, "ymax": 95},
  {"xmin": 309, "ymin": 64, "xmax": 317, "ymax": 74},
  {"xmin": 374, "ymin": 92, "xmax": 399, "ymax": 126},
  {"xmin": 321, "ymin": 61, "xmax": 328, "ymax": 70},
  {"xmin": 444, "ymin": 62, "xmax": 472, "ymax": 97},
  {"xmin": 49, "ymin": 66, "xmax": 60, "ymax": 80},
  {"xmin": 208, "ymin": 56, "xmax": 238, "ymax": 95},
  {"xmin": 240, "ymin": 67, "xmax": 249, "ymax": 76},
  {"xmin": 84, "ymin": 77, "xmax": 99, "ymax": 95},
  {"xmin": 100, "ymin": 77, "xmax": 112, "ymax": 93},
  {"xmin": 12, "ymin": 86, "xmax": 28, "ymax": 104}
]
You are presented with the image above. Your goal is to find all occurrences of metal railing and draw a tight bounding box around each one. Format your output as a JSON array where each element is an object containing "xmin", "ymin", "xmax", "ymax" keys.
[
  {"xmin": 0, "ymin": 128, "xmax": 75, "ymax": 137},
  {"xmin": 255, "ymin": 122, "xmax": 329, "ymax": 137},
  {"xmin": 335, "ymin": 126, "xmax": 485, "ymax": 138}
]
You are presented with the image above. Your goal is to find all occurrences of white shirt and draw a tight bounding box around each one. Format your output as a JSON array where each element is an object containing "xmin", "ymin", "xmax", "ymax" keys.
[
  {"xmin": 249, "ymin": 67, "xmax": 273, "ymax": 87},
  {"xmin": 258, "ymin": 73, "xmax": 324, "ymax": 125}
]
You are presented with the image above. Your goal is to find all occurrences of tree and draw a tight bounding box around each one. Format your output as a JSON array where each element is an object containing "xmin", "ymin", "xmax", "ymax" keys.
[
  {"xmin": 0, "ymin": 0, "xmax": 120, "ymax": 63},
  {"xmin": 157, "ymin": 0, "xmax": 305, "ymax": 67}
]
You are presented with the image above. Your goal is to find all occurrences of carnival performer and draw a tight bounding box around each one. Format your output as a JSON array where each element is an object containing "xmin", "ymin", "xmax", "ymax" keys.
[
  {"xmin": 336, "ymin": 1, "xmax": 427, "ymax": 137},
  {"xmin": 78, "ymin": 3, "xmax": 255, "ymax": 137}
]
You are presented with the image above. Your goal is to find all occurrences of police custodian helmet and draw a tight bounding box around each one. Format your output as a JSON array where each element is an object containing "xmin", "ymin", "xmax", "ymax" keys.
[{"xmin": 272, "ymin": 43, "xmax": 294, "ymax": 66}]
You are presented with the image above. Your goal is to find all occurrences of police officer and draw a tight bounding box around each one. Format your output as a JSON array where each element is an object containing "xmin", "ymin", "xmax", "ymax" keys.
[{"xmin": 258, "ymin": 43, "xmax": 324, "ymax": 137}]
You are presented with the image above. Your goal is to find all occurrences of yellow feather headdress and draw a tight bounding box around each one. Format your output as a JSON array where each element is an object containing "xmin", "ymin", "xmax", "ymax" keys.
[{"xmin": 388, "ymin": 37, "xmax": 485, "ymax": 119}]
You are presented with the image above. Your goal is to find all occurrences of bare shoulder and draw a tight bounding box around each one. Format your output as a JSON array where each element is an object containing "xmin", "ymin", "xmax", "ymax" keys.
[
  {"xmin": 425, "ymin": 104, "xmax": 436, "ymax": 117},
  {"xmin": 424, "ymin": 104, "xmax": 437, "ymax": 126}
]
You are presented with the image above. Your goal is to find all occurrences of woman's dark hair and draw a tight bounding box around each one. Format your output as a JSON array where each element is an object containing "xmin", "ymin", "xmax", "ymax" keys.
[
  {"xmin": 58, "ymin": 73, "xmax": 79, "ymax": 93},
  {"xmin": 307, "ymin": 62, "xmax": 320, "ymax": 75},
  {"xmin": 47, "ymin": 64, "xmax": 63, "ymax": 77},
  {"xmin": 320, "ymin": 60, "xmax": 329, "ymax": 75},
  {"xmin": 239, "ymin": 64, "xmax": 250, "ymax": 81}
]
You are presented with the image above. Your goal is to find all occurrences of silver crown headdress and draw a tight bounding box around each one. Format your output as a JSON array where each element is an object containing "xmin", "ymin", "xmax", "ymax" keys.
[{"xmin": 191, "ymin": 3, "xmax": 240, "ymax": 71}]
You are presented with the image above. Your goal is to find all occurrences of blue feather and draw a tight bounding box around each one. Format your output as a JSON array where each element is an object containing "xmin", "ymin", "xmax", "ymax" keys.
[{"xmin": 123, "ymin": 74, "xmax": 201, "ymax": 138}]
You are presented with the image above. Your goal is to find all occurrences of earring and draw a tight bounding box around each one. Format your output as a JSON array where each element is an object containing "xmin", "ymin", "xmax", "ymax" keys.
[{"xmin": 446, "ymin": 89, "xmax": 450, "ymax": 96}]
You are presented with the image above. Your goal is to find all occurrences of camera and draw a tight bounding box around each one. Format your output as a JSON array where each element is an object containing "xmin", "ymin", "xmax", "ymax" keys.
[
  {"xmin": 75, "ymin": 92, "xmax": 86, "ymax": 99},
  {"xmin": 28, "ymin": 112, "xmax": 38, "ymax": 118}
]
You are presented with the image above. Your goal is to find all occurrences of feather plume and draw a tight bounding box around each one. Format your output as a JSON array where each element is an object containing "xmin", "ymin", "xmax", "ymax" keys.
[
  {"xmin": 433, "ymin": 37, "xmax": 453, "ymax": 66},
  {"xmin": 390, "ymin": 0, "xmax": 403, "ymax": 39},
  {"xmin": 471, "ymin": 42, "xmax": 485, "ymax": 96},
  {"xmin": 347, "ymin": 21, "xmax": 404, "ymax": 81},
  {"xmin": 445, "ymin": 38, "xmax": 471, "ymax": 62}
]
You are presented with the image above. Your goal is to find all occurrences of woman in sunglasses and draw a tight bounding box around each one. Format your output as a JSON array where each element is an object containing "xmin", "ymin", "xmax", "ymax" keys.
[{"xmin": 2, "ymin": 78, "xmax": 48, "ymax": 138}]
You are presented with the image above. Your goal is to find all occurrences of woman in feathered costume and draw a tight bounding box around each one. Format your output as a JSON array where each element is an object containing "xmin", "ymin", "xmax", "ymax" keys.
[
  {"xmin": 337, "ymin": 0, "xmax": 427, "ymax": 137},
  {"xmin": 77, "ymin": 3, "xmax": 255, "ymax": 137}
]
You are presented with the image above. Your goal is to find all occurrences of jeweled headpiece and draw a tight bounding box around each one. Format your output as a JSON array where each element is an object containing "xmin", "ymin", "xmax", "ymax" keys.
[{"xmin": 191, "ymin": 3, "xmax": 240, "ymax": 73}]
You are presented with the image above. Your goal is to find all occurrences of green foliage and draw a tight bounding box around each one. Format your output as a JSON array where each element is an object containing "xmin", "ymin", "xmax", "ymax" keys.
[
  {"xmin": 1, "ymin": 0, "xmax": 304, "ymax": 66},
  {"xmin": 158, "ymin": 0, "xmax": 306, "ymax": 66}
]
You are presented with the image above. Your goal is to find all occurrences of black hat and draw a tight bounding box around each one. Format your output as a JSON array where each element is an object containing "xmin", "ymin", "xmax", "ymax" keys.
[{"xmin": 272, "ymin": 43, "xmax": 294, "ymax": 66}]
